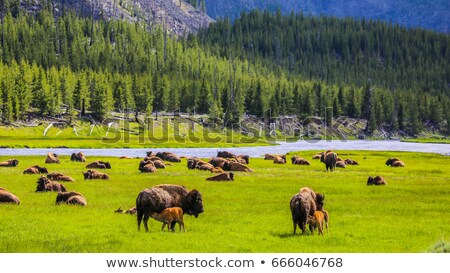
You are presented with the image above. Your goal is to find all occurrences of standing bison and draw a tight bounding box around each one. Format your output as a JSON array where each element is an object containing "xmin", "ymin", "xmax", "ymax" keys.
[
  {"xmin": 136, "ymin": 184, "xmax": 204, "ymax": 232},
  {"xmin": 320, "ymin": 151, "xmax": 338, "ymax": 171},
  {"xmin": 290, "ymin": 187, "xmax": 325, "ymax": 235},
  {"xmin": 0, "ymin": 187, "xmax": 20, "ymax": 204}
]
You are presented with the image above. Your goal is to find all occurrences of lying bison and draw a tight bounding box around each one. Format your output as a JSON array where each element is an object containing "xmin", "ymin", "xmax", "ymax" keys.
[
  {"xmin": 139, "ymin": 160, "xmax": 157, "ymax": 173},
  {"xmin": 83, "ymin": 169, "xmax": 109, "ymax": 180},
  {"xmin": 86, "ymin": 161, "xmax": 111, "ymax": 169},
  {"xmin": 23, "ymin": 165, "xmax": 48, "ymax": 174},
  {"xmin": 222, "ymin": 161, "xmax": 253, "ymax": 172},
  {"xmin": 71, "ymin": 152, "xmax": 86, "ymax": 162},
  {"xmin": 0, "ymin": 159, "xmax": 19, "ymax": 167},
  {"xmin": 206, "ymin": 172, "xmax": 234, "ymax": 182},
  {"xmin": 156, "ymin": 152, "xmax": 181, "ymax": 163},
  {"xmin": 273, "ymin": 155, "xmax": 287, "ymax": 164},
  {"xmin": 291, "ymin": 156, "xmax": 310, "ymax": 165},
  {"xmin": 56, "ymin": 191, "xmax": 87, "ymax": 206},
  {"xmin": 320, "ymin": 151, "xmax": 338, "ymax": 171},
  {"xmin": 264, "ymin": 154, "xmax": 277, "ymax": 160},
  {"xmin": 136, "ymin": 184, "xmax": 204, "ymax": 232},
  {"xmin": 45, "ymin": 153, "xmax": 60, "ymax": 164},
  {"xmin": 385, "ymin": 158, "xmax": 401, "ymax": 166},
  {"xmin": 235, "ymin": 155, "xmax": 250, "ymax": 164},
  {"xmin": 36, "ymin": 176, "xmax": 67, "ymax": 192},
  {"xmin": 0, "ymin": 187, "xmax": 20, "ymax": 204},
  {"xmin": 47, "ymin": 172, "xmax": 75, "ymax": 182},
  {"xmin": 345, "ymin": 159, "xmax": 359, "ymax": 165},
  {"xmin": 367, "ymin": 176, "xmax": 387, "ymax": 186},
  {"xmin": 217, "ymin": 151, "xmax": 236, "ymax": 159}
]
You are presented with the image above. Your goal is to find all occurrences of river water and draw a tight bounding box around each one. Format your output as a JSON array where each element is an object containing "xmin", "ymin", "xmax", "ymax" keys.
[{"xmin": 0, "ymin": 140, "xmax": 449, "ymax": 157}]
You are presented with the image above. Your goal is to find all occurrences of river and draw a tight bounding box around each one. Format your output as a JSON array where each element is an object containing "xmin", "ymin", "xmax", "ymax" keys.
[{"xmin": 0, "ymin": 140, "xmax": 449, "ymax": 157}]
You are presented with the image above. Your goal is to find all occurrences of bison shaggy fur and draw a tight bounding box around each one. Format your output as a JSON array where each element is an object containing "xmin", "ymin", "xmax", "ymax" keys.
[{"xmin": 136, "ymin": 184, "xmax": 204, "ymax": 232}]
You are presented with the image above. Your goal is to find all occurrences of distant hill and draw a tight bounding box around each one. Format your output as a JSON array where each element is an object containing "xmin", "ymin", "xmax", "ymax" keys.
[{"xmin": 205, "ymin": 0, "xmax": 449, "ymax": 33}]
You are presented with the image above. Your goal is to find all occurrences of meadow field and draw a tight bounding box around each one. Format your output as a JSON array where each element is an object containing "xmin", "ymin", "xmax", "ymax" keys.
[{"xmin": 0, "ymin": 151, "xmax": 449, "ymax": 253}]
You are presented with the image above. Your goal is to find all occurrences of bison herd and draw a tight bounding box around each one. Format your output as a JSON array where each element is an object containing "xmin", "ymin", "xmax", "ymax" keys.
[{"xmin": 1, "ymin": 149, "xmax": 405, "ymax": 235}]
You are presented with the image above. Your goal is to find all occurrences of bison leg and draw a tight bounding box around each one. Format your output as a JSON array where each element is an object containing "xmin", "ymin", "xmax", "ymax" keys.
[
  {"xmin": 137, "ymin": 210, "xmax": 144, "ymax": 231},
  {"xmin": 161, "ymin": 223, "xmax": 167, "ymax": 232},
  {"xmin": 301, "ymin": 222, "xmax": 307, "ymax": 235},
  {"xmin": 143, "ymin": 211, "xmax": 151, "ymax": 232},
  {"xmin": 170, "ymin": 221, "xmax": 176, "ymax": 231},
  {"xmin": 293, "ymin": 221, "xmax": 297, "ymax": 235}
]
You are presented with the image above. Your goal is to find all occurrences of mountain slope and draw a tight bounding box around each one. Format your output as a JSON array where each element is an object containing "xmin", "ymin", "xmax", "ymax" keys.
[
  {"xmin": 18, "ymin": 0, "xmax": 213, "ymax": 36},
  {"xmin": 205, "ymin": 0, "xmax": 449, "ymax": 33}
]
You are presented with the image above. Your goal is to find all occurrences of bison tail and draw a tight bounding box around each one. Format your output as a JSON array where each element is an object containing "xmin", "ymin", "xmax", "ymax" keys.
[{"xmin": 136, "ymin": 192, "xmax": 144, "ymax": 230}]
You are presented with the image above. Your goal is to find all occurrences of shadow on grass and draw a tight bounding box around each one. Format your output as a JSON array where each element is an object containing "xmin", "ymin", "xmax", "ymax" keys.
[{"xmin": 271, "ymin": 231, "xmax": 308, "ymax": 239}]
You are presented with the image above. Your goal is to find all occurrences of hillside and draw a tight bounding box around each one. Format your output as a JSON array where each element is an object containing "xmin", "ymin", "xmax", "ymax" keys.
[
  {"xmin": 205, "ymin": 0, "xmax": 449, "ymax": 33},
  {"xmin": 17, "ymin": 0, "xmax": 213, "ymax": 36}
]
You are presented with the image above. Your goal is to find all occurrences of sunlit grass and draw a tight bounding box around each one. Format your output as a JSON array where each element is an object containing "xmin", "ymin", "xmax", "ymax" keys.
[{"xmin": 0, "ymin": 151, "xmax": 449, "ymax": 252}]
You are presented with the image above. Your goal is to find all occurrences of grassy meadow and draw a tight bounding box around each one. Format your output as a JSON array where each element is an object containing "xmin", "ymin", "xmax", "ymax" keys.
[{"xmin": 0, "ymin": 151, "xmax": 449, "ymax": 253}]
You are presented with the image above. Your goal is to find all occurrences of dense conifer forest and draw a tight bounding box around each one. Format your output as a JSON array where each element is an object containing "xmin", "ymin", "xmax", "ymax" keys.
[{"xmin": 0, "ymin": 4, "xmax": 449, "ymax": 135}]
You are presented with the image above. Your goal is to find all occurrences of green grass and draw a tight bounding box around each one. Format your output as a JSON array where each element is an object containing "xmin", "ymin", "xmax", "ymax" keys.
[{"xmin": 0, "ymin": 151, "xmax": 449, "ymax": 253}]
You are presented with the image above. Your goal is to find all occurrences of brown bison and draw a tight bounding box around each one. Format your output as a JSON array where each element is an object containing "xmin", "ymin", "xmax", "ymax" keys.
[
  {"xmin": 385, "ymin": 158, "xmax": 401, "ymax": 166},
  {"xmin": 187, "ymin": 157, "xmax": 209, "ymax": 170},
  {"xmin": 367, "ymin": 176, "xmax": 387, "ymax": 186},
  {"xmin": 35, "ymin": 176, "xmax": 67, "ymax": 192},
  {"xmin": 151, "ymin": 207, "xmax": 186, "ymax": 232},
  {"xmin": 83, "ymin": 169, "xmax": 109, "ymax": 180},
  {"xmin": 291, "ymin": 156, "xmax": 310, "ymax": 165},
  {"xmin": 47, "ymin": 172, "xmax": 75, "ymax": 182},
  {"xmin": 143, "ymin": 156, "xmax": 166, "ymax": 169},
  {"xmin": 336, "ymin": 161, "xmax": 346, "ymax": 168},
  {"xmin": 206, "ymin": 172, "xmax": 234, "ymax": 182},
  {"xmin": 312, "ymin": 152, "xmax": 324, "ymax": 159},
  {"xmin": 146, "ymin": 151, "xmax": 156, "ymax": 157},
  {"xmin": 264, "ymin": 154, "xmax": 277, "ymax": 160},
  {"xmin": 222, "ymin": 161, "xmax": 253, "ymax": 172},
  {"xmin": 208, "ymin": 157, "xmax": 228, "ymax": 168},
  {"xmin": 56, "ymin": 191, "xmax": 87, "ymax": 206},
  {"xmin": 236, "ymin": 155, "xmax": 250, "ymax": 164},
  {"xmin": 344, "ymin": 159, "xmax": 359, "ymax": 165},
  {"xmin": 23, "ymin": 165, "xmax": 48, "ymax": 174},
  {"xmin": 156, "ymin": 152, "xmax": 181, "ymax": 163},
  {"xmin": 119, "ymin": 156, "xmax": 133, "ymax": 159},
  {"xmin": 392, "ymin": 161, "xmax": 405, "ymax": 167},
  {"xmin": 86, "ymin": 161, "xmax": 111, "ymax": 169},
  {"xmin": 0, "ymin": 159, "xmax": 19, "ymax": 167},
  {"xmin": 139, "ymin": 160, "xmax": 157, "ymax": 173},
  {"xmin": 290, "ymin": 187, "xmax": 325, "ymax": 235},
  {"xmin": 320, "ymin": 151, "xmax": 338, "ymax": 171},
  {"xmin": 308, "ymin": 211, "xmax": 325, "ymax": 235},
  {"xmin": 45, "ymin": 153, "xmax": 60, "ymax": 164},
  {"xmin": 0, "ymin": 187, "xmax": 20, "ymax": 204},
  {"xmin": 323, "ymin": 209, "xmax": 329, "ymax": 232},
  {"xmin": 70, "ymin": 152, "xmax": 86, "ymax": 162},
  {"xmin": 273, "ymin": 155, "xmax": 287, "ymax": 164},
  {"xmin": 136, "ymin": 184, "xmax": 204, "ymax": 232},
  {"xmin": 217, "ymin": 151, "xmax": 236, "ymax": 159}
]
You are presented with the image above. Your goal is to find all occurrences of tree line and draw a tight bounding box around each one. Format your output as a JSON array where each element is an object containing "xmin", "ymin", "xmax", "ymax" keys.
[{"xmin": 0, "ymin": 4, "xmax": 449, "ymax": 135}]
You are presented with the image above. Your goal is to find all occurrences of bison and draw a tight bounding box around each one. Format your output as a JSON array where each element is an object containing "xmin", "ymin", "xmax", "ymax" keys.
[
  {"xmin": 264, "ymin": 154, "xmax": 277, "ymax": 160},
  {"xmin": 139, "ymin": 160, "xmax": 157, "ymax": 173},
  {"xmin": 0, "ymin": 159, "xmax": 19, "ymax": 167},
  {"xmin": 222, "ymin": 161, "xmax": 253, "ymax": 172},
  {"xmin": 312, "ymin": 152, "xmax": 324, "ymax": 159},
  {"xmin": 35, "ymin": 176, "xmax": 67, "ymax": 192},
  {"xmin": 344, "ymin": 159, "xmax": 359, "ymax": 165},
  {"xmin": 206, "ymin": 172, "xmax": 234, "ymax": 182},
  {"xmin": 290, "ymin": 187, "xmax": 325, "ymax": 235},
  {"xmin": 385, "ymin": 158, "xmax": 401, "ymax": 166},
  {"xmin": 367, "ymin": 176, "xmax": 387, "ymax": 186},
  {"xmin": 320, "ymin": 151, "xmax": 338, "ymax": 171},
  {"xmin": 136, "ymin": 184, "xmax": 204, "ymax": 232},
  {"xmin": 0, "ymin": 187, "xmax": 20, "ymax": 204},
  {"xmin": 155, "ymin": 152, "xmax": 181, "ymax": 163},
  {"xmin": 55, "ymin": 191, "xmax": 87, "ymax": 206},
  {"xmin": 208, "ymin": 157, "xmax": 228, "ymax": 168},
  {"xmin": 45, "ymin": 153, "xmax": 60, "ymax": 164},
  {"xmin": 83, "ymin": 169, "xmax": 109, "ymax": 180},
  {"xmin": 291, "ymin": 156, "xmax": 310, "ymax": 165},
  {"xmin": 217, "ymin": 151, "xmax": 236, "ymax": 159},
  {"xmin": 235, "ymin": 155, "xmax": 250, "ymax": 164},
  {"xmin": 335, "ymin": 161, "xmax": 346, "ymax": 168},
  {"xmin": 273, "ymin": 155, "xmax": 287, "ymax": 164},
  {"xmin": 23, "ymin": 165, "xmax": 48, "ymax": 174},
  {"xmin": 392, "ymin": 160, "xmax": 405, "ymax": 167},
  {"xmin": 47, "ymin": 172, "xmax": 75, "ymax": 182},
  {"xmin": 308, "ymin": 211, "xmax": 325, "ymax": 235},
  {"xmin": 151, "ymin": 207, "xmax": 185, "ymax": 232},
  {"xmin": 70, "ymin": 152, "xmax": 86, "ymax": 162},
  {"xmin": 86, "ymin": 161, "xmax": 111, "ymax": 169}
]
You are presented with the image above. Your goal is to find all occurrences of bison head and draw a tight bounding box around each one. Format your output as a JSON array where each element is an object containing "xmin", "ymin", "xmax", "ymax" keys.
[
  {"xmin": 181, "ymin": 189, "xmax": 204, "ymax": 218},
  {"xmin": 316, "ymin": 193, "xmax": 325, "ymax": 211},
  {"xmin": 9, "ymin": 159, "xmax": 19, "ymax": 166},
  {"xmin": 291, "ymin": 155, "xmax": 299, "ymax": 164},
  {"xmin": 82, "ymin": 171, "xmax": 91, "ymax": 180},
  {"xmin": 367, "ymin": 176, "xmax": 375, "ymax": 185},
  {"xmin": 36, "ymin": 176, "xmax": 50, "ymax": 192},
  {"xmin": 37, "ymin": 166, "xmax": 48, "ymax": 174},
  {"xmin": 70, "ymin": 153, "xmax": 77, "ymax": 161},
  {"xmin": 187, "ymin": 158, "xmax": 197, "ymax": 170}
]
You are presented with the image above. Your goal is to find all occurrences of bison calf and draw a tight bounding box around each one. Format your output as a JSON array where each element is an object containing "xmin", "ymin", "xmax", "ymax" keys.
[
  {"xmin": 308, "ymin": 211, "xmax": 325, "ymax": 235},
  {"xmin": 151, "ymin": 207, "xmax": 185, "ymax": 232}
]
